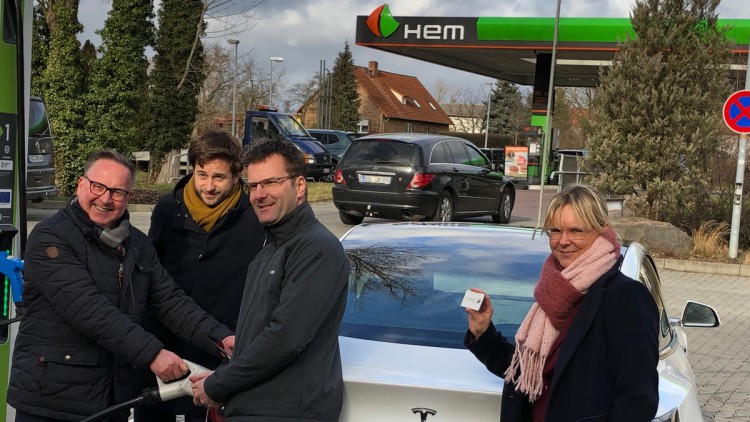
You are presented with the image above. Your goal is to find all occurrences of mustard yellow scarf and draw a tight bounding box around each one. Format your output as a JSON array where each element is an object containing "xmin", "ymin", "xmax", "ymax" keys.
[{"xmin": 183, "ymin": 175, "xmax": 241, "ymax": 232}]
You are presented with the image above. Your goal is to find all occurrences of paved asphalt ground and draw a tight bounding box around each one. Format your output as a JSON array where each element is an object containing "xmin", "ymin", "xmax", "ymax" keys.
[{"xmin": 25, "ymin": 189, "xmax": 750, "ymax": 421}]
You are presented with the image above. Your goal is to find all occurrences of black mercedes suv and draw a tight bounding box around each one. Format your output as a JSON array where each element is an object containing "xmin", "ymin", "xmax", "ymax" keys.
[{"xmin": 332, "ymin": 133, "xmax": 515, "ymax": 225}]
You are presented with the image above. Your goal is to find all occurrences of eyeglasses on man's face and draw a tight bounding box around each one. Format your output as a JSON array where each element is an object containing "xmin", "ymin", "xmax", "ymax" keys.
[
  {"xmin": 84, "ymin": 176, "xmax": 131, "ymax": 202},
  {"xmin": 242, "ymin": 175, "xmax": 298, "ymax": 195},
  {"xmin": 544, "ymin": 226, "xmax": 591, "ymax": 241}
]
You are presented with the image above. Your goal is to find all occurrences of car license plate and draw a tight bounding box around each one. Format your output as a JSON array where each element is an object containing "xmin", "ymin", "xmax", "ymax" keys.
[
  {"xmin": 359, "ymin": 174, "xmax": 391, "ymax": 184},
  {"xmin": 323, "ymin": 168, "xmax": 330, "ymax": 173},
  {"xmin": 28, "ymin": 155, "xmax": 44, "ymax": 163}
]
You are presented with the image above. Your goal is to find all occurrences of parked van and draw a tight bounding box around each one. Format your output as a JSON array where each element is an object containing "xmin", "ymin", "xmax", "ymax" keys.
[
  {"xmin": 26, "ymin": 97, "xmax": 57, "ymax": 202},
  {"xmin": 242, "ymin": 107, "xmax": 334, "ymax": 181}
]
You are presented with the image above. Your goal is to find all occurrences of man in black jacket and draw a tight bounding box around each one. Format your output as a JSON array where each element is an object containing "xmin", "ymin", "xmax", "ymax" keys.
[
  {"xmin": 135, "ymin": 131, "xmax": 263, "ymax": 422},
  {"xmin": 190, "ymin": 138, "xmax": 349, "ymax": 421},
  {"xmin": 8, "ymin": 150, "xmax": 235, "ymax": 422}
]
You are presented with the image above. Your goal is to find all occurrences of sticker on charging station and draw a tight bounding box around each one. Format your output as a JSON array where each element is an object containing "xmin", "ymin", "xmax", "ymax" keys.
[
  {"xmin": 0, "ymin": 189, "xmax": 11, "ymax": 208},
  {"xmin": 0, "ymin": 160, "xmax": 12, "ymax": 171}
]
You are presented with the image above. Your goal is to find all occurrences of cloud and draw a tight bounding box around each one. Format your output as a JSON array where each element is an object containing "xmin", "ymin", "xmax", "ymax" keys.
[{"xmin": 76, "ymin": 0, "xmax": 749, "ymax": 104}]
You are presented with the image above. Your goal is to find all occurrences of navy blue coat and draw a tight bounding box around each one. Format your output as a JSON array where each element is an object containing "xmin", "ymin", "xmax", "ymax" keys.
[
  {"xmin": 139, "ymin": 175, "xmax": 263, "ymax": 417},
  {"xmin": 8, "ymin": 201, "xmax": 232, "ymax": 421},
  {"xmin": 145, "ymin": 174, "xmax": 263, "ymax": 367},
  {"xmin": 465, "ymin": 261, "xmax": 660, "ymax": 422}
]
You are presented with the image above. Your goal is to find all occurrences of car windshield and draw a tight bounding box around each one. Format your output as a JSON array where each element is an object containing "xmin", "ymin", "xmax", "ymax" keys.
[
  {"xmin": 341, "ymin": 225, "xmax": 544, "ymax": 349},
  {"xmin": 273, "ymin": 114, "xmax": 310, "ymax": 137},
  {"xmin": 344, "ymin": 140, "xmax": 420, "ymax": 166}
]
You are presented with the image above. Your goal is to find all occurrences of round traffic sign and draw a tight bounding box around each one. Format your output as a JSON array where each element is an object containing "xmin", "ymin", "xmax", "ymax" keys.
[{"xmin": 723, "ymin": 90, "xmax": 750, "ymax": 134}]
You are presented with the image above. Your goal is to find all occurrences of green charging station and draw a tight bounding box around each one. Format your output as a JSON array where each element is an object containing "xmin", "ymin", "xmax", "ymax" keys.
[{"xmin": 1, "ymin": 0, "xmax": 30, "ymax": 420}]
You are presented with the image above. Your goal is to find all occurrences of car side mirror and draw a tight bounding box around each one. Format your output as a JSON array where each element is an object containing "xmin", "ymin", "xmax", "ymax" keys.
[{"xmin": 681, "ymin": 301, "xmax": 720, "ymax": 328}]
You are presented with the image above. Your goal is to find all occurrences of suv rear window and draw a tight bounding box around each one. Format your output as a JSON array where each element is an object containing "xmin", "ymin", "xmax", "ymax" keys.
[{"xmin": 344, "ymin": 140, "xmax": 420, "ymax": 166}]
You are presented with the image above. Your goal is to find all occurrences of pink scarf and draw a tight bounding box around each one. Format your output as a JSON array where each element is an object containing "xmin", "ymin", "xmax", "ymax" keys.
[{"xmin": 504, "ymin": 228, "xmax": 621, "ymax": 402}]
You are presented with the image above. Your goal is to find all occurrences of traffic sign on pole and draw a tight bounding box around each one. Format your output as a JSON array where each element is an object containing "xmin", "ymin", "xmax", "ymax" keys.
[{"xmin": 723, "ymin": 90, "xmax": 750, "ymax": 134}]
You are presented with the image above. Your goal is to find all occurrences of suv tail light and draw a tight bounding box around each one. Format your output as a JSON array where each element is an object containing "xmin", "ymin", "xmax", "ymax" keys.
[
  {"xmin": 334, "ymin": 168, "xmax": 345, "ymax": 185},
  {"xmin": 407, "ymin": 172, "xmax": 435, "ymax": 189}
]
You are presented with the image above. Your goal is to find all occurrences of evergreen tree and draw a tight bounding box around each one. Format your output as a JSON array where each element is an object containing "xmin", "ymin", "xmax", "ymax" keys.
[
  {"xmin": 144, "ymin": 0, "xmax": 206, "ymax": 180},
  {"xmin": 43, "ymin": 0, "xmax": 91, "ymax": 195},
  {"xmin": 80, "ymin": 40, "xmax": 97, "ymax": 88},
  {"xmin": 486, "ymin": 80, "xmax": 521, "ymax": 136},
  {"xmin": 31, "ymin": 5, "xmax": 50, "ymax": 97},
  {"xmin": 85, "ymin": 0, "xmax": 154, "ymax": 153},
  {"xmin": 330, "ymin": 42, "xmax": 360, "ymax": 131},
  {"xmin": 581, "ymin": 0, "xmax": 732, "ymax": 227}
]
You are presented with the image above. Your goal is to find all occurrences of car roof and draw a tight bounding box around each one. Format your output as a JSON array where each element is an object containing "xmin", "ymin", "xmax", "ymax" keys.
[
  {"xmin": 307, "ymin": 129, "xmax": 353, "ymax": 134},
  {"xmin": 354, "ymin": 133, "xmax": 470, "ymax": 145},
  {"xmin": 341, "ymin": 221, "xmax": 546, "ymax": 249},
  {"xmin": 340, "ymin": 221, "xmax": 635, "ymax": 269}
]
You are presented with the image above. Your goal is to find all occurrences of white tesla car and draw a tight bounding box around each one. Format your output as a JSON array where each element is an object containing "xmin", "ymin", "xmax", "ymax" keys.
[{"xmin": 338, "ymin": 222, "xmax": 719, "ymax": 422}]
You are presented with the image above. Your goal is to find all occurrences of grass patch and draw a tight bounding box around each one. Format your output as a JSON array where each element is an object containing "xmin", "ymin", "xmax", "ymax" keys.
[
  {"xmin": 691, "ymin": 220, "xmax": 729, "ymax": 260},
  {"xmin": 307, "ymin": 181, "xmax": 334, "ymax": 202},
  {"xmin": 134, "ymin": 171, "xmax": 175, "ymax": 195}
]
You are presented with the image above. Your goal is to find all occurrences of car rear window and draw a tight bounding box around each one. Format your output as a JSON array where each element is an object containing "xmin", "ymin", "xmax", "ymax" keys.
[
  {"xmin": 343, "ymin": 140, "xmax": 420, "ymax": 166},
  {"xmin": 341, "ymin": 229, "xmax": 541, "ymax": 349}
]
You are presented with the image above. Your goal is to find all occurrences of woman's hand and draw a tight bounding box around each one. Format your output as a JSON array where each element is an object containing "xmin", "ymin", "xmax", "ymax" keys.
[{"xmin": 465, "ymin": 288, "xmax": 493, "ymax": 340}]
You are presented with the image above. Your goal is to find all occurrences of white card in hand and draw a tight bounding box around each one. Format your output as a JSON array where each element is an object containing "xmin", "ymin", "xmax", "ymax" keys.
[{"xmin": 461, "ymin": 290, "xmax": 485, "ymax": 311}]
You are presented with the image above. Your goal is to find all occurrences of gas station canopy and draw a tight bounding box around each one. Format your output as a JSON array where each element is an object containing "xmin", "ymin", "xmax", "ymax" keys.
[{"xmin": 355, "ymin": 10, "xmax": 750, "ymax": 88}]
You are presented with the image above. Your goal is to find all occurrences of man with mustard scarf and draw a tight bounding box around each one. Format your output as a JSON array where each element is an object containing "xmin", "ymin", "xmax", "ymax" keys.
[{"xmin": 135, "ymin": 131, "xmax": 264, "ymax": 422}]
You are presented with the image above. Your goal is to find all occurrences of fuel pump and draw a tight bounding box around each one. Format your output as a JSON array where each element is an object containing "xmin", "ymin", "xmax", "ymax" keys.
[{"xmin": 1, "ymin": 0, "xmax": 32, "ymax": 419}]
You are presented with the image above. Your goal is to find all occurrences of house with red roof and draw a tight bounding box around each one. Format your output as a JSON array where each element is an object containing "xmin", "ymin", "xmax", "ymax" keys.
[{"xmin": 298, "ymin": 61, "xmax": 453, "ymax": 134}]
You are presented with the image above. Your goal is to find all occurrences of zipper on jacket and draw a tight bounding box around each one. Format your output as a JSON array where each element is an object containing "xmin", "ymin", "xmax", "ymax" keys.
[{"xmin": 117, "ymin": 263, "xmax": 124, "ymax": 290}]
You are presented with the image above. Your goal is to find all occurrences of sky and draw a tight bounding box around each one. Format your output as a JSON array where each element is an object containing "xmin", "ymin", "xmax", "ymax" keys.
[{"xmin": 77, "ymin": 0, "xmax": 750, "ymax": 102}]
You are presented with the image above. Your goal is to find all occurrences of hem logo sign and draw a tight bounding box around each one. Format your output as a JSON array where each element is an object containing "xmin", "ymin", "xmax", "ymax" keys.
[
  {"xmin": 367, "ymin": 4, "xmax": 399, "ymax": 38},
  {"xmin": 367, "ymin": 4, "xmax": 465, "ymax": 41}
]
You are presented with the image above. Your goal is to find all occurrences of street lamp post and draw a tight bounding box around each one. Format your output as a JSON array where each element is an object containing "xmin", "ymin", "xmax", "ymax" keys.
[
  {"xmin": 484, "ymin": 83, "xmax": 492, "ymax": 148},
  {"xmin": 227, "ymin": 39, "xmax": 239, "ymax": 138},
  {"xmin": 269, "ymin": 56, "xmax": 284, "ymax": 108}
]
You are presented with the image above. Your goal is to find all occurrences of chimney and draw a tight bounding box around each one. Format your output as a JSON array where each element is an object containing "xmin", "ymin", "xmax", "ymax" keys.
[{"xmin": 368, "ymin": 61, "xmax": 378, "ymax": 77}]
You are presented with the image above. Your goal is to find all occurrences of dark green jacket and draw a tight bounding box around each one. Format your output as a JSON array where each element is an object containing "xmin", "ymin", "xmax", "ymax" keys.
[{"xmin": 204, "ymin": 202, "xmax": 349, "ymax": 421}]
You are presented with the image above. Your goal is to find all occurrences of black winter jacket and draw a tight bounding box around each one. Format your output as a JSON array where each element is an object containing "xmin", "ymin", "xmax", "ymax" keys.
[
  {"xmin": 138, "ymin": 175, "xmax": 263, "ymax": 417},
  {"xmin": 465, "ymin": 260, "xmax": 660, "ymax": 422},
  {"xmin": 204, "ymin": 202, "xmax": 349, "ymax": 421},
  {"xmin": 7, "ymin": 200, "xmax": 233, "ymax": 421},
  {"xmin": 145, "ymin": 174, "xmax": 263, "ymax": 368}
]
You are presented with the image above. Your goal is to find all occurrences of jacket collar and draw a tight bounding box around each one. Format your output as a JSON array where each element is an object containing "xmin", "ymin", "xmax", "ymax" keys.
[
  {"xmin": 548, "ymin": 255, "xmax": 624, "ymax": 393},
  {"xmin": 264, "ymin": 202, "xmax": 316, "ymax": 246}
]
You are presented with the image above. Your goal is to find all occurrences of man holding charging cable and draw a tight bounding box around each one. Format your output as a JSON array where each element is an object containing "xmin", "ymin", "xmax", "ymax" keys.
[{"xmin": 7, "ymin": 150, "xmax": 235, "ymax": 422}]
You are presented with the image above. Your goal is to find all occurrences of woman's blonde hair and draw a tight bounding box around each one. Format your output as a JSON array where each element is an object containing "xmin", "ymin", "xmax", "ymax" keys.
[{"xmin": 543, "ymin": 184, "xmax": 610, "ymax": 235}]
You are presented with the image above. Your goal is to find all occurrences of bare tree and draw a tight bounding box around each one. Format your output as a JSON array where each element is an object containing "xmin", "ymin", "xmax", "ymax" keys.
[
  {"xmin": 177, "ymin": 0, "xmax": 265, "ymax": 90},
  {"xmin": 197, "ymin": 42, "xmax": 289, "ymax": 136}
]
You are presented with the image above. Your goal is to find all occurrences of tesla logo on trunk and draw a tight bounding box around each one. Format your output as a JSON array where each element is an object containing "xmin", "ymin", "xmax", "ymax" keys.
[{"xmin": 411, "ymin": 408, "xmax": 437, "ymax": 421}]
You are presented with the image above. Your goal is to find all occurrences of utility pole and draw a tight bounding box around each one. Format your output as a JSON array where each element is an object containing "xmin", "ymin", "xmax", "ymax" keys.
[
  {"xmin": 227, "ymin": 39, "xmax": 239, "ymax": 138},
  {"xmin": 728, "ymin": 51, "xmax": 750, "ymax": 258},
  {"xmin": 269, "ymin": 56, "xmax": 284, "ymax": 108}
]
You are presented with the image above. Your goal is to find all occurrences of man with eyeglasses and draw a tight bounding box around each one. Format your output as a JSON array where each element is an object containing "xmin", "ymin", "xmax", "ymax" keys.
[
  {"xmin": 189, "ymin": 138, "xmax": 349, "ymax": 421},
  {"xmin": 135, "ymin": 131, "xmax": 263, "ymax": 422},
  {"xmin": 8, "ymin": 150, "xmax": 235, "ymax": 422}
]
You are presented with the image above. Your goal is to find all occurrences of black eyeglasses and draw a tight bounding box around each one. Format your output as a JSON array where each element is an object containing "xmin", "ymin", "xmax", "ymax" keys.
[
  {"xmin": 243, "ymin": 175, "xmax": 298, "ymax": 195},
  {"xmin": 84, "ymin": 176, "xmax": 131, "ymax": 202}
]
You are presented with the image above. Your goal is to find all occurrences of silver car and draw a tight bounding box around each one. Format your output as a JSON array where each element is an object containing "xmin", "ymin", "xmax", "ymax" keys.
[{"xmin": 338, "ymin": 222, "xmax": 719, "ymax": 422}]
